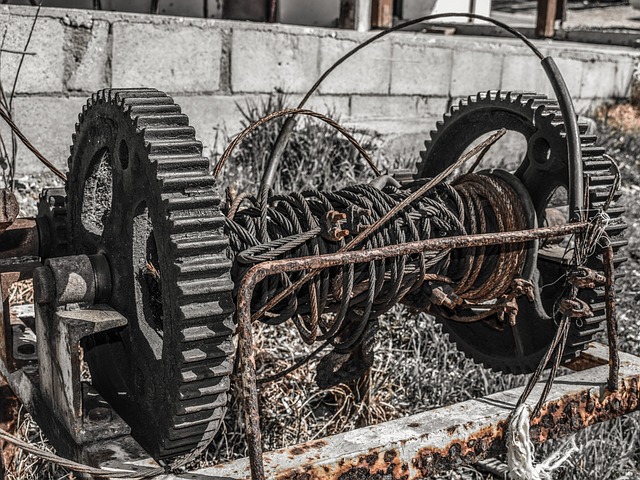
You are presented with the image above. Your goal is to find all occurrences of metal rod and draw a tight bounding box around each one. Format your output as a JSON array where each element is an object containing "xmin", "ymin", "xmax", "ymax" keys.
[
  {"xmin": 237, "ymin": 221, "xmax": 587, "ymax": 480},
  {"xmin": 603, "ymin": 244, "xmax": 619, "ymax": 391}
]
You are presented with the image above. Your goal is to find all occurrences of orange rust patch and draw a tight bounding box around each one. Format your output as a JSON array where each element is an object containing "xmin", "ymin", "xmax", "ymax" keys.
[
  {"xmin": 278, "ymin": 449, "xmax": 408, "ymax": 480},
  {"xmin": 413, "ymin": 422, "xmax": 506, "ymax": 477},
  {"xmin": 289, "ymin": 440, "xmax": 329, "ymax": 456}
]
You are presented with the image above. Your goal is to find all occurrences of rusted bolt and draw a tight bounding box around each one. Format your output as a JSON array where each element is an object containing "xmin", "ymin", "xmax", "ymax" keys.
[
  {"xmin": 559, "ymin": 298, "xmax": 593, "ymax": 318},
  {"xmin": 512, "ymin": 278, "xmax": 535, "ymax": 302},
  {"xmin": 429, "ymin": 287, "xmax": 460, "ymax": 309},
  {"xmin": 321, "ymin": 210, "xmax": 349, "ymax": 242},
  {"xmin": 568, "ymin": 267, "xmax": 606, "ymax": 289},
  {"xmin": 344, "ymin": 205, "xmax": 372, "ymax": 235}
]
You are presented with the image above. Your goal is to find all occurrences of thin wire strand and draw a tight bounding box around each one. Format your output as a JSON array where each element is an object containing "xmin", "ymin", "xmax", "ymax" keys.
[{"xmin": 213, "ymin": 108, "xmax": 379, "ymax": 178}]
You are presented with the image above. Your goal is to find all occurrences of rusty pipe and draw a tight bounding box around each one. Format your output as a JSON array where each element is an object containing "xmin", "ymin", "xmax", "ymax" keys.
[
  {"xmin": 236, "ymin": 221, "xmax": 588, "ymax": 480},
  {"xmin": 0, "ymin": 219, "xmax": 39, "ymax": 260}
]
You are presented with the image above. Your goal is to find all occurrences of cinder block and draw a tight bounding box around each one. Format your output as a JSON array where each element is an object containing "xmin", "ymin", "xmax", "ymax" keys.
[
  {"xmin": 501, "ymin": 53, "xmax": 549, "ymax": 94},
  {"xmin": 350, "ymin": 95, "xmax": 418, "ymax": 119},
  {"xmin": 231, "ymin": 29, "xmax": 319, "ymax": 94},
  {"xmin": 0, "ymin": 15, "xmax": 65, "ymax": 94},
  {"xmin": 112, "ymin": 22, "xmax": 222, "ymax": 93},
  {"xmin": 613, "ymin": 58, "xmax": 636, "ymax": 99},
  {"xmin": 390, "ymin": 42, "xmax": 452, "ymax": 96},
  {"xmin": 541, "ymin": 56, "xmax": 584, "ymax": 99},
  {"xmin": 302, "ymin": 95, "xmax": 351, "ymax": 118},
  {"xmin": 67, "ymin": 20, "xmax": 110, "ymax": 92},
  {"xmin": 10, "ymin": 96, "xmax": 87, "ymax": 174},
  {"xmin": 451, "ymin": 49, "xmax": 502, "ymax": 97},
  {"xmin": 579, "ymin": 60, "xmax": 620, "ymax": 99},
  {"xmin": 318, "ymin": 36, "xmax": 391, "ymax": 95},
  {"xmin": 416, "ymin": 96, "xmax": 449, "ymax": 120}
]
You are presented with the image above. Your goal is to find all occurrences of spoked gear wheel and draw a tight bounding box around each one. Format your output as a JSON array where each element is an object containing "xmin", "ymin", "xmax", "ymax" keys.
[
  {"xmin": 416, "ymin": 90, "xmax": 626, "ymax": 374},
  {"xmin": 66, "ymin": 88, "xmax": 235, "ymax": 459}
]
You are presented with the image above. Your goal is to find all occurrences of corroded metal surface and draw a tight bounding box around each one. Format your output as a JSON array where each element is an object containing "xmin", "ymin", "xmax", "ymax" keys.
[
  {"xmin": 0, "ymin": 190, "xmax": 19, "ymax": 235},
  {"xmin": 234, "ymin": 222, "xmax": 588, "ymax": 480},
  {"xmin": 0, "ymin": 219, "xmax": 39, "ymax": 260},
  {"xmin": 191, "ymin": 343, "xmax": 639, "ymax": 480}
]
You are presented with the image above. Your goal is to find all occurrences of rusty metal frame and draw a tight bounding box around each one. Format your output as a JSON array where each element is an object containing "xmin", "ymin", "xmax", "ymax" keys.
[
  {"xmin": 234, "ymin": 222, "xmax": 589, "ymax": 480},
  {"xmin": 192, "ymin": 342, "xmax": 637, "ymax": 480}
]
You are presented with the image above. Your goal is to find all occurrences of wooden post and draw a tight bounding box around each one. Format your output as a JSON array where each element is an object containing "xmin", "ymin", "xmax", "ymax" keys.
[
  {"xmin": 340, "ymin": 0, "xmax": 371, "ymax": 31},
  {"xmin": 555, "ymin": 0, "xmax": 567, "ymax": 23},
  {"xmin": 371, "ymin": 0, "xmax": 393, "ymax": 29},
  {"xmin": 536, "ymin": 0, "xmax": 558, "ymax": 38}
]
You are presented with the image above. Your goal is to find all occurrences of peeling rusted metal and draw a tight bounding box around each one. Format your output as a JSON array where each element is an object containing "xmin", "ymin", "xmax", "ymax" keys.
[
  {"xmin": 0, "ymin": 190, "xmax": 19, "ymax": 235},
  {"xmin": 234, "ymin": 222, "xmax": 590, "ymax": 480},
  {"xmin": 602, "ymin": 244, "xmax": 619, "ymax": 392},
  {"xmin": 197, "ymin": 344, "xmax": 640, "ymax": 480},
  {"xmin": 0, "ymin": 219, "xmax": 39, "ymax": 260},
  {"xmin": 0, "ymin": 376, "xmax": 18, "ymax": 476}
]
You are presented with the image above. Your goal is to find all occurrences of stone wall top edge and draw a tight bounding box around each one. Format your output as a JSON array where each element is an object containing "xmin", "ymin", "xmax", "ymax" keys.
[{"xmin": 1, "ymin": 4, "xmax": 638, "ymax": 58}]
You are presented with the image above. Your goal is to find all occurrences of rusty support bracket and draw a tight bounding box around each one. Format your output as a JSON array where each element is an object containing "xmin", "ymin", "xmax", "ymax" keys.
[
  {"xmin": 35, "ymin": 303, "xmax": 128, "ymax": 443},
  {"xmin": 190, "ymin": 343, "xmax": 639, "ymax": 480},
  {"xmin": 235, "ymin": 222, "xmax": 588, "ymax": 480}
]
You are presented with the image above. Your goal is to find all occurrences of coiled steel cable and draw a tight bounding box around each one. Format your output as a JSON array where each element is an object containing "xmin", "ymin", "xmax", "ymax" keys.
[{"xmin": 225, "ymin": 173, "xmax": 528, "ymax": 352}]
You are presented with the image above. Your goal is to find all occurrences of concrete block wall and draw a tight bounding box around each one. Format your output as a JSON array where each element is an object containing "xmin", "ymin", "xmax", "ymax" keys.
[{"xmin": 1, "ymin": 4, "xmax": 639, "ymax": 176}]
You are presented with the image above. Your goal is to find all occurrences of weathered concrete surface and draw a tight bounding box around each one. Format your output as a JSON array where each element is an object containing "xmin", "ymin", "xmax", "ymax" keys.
[
  {"xmin": 0, "ymin": 5, "xmax": 637, "ymax": 174},
  {"xmin": 182, "ymin": 344, "xmax": 640, "ymax": 480}
]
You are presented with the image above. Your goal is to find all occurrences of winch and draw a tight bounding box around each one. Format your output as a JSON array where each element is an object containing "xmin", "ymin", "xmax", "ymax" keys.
[{"xmin": 0, "ymin": 12, "xmax": 628, "ymax": 480}]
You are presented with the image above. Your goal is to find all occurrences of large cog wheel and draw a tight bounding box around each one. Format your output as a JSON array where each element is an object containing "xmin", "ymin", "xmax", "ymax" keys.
[
  {"xmin": 416, "ymin": 90, "xmax": 626, "ymax": 374},
  {"xmin": 66, "ymin": 88, "xmax": 235, "ymax": 459}
]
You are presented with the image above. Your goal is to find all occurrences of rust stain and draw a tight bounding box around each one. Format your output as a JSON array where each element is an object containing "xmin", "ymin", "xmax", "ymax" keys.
[
  {"xmin": 530, "ymin": 376, "xmax": 639, "ymax": 443},
  {"xmin": 413, "ymin": 422, "xmax": 507, "ymax": 478},
  {"xmin": 289, "ymin": 440, "xmax": 329, "ymax": 456},
  {"xmin": 278, "ymin": 449, "xmax": 408, "ymax": 480},
  {"xmin": 414, "ymin": 377, "xmax": 640, "ymax": 477},
  {"xmin": 272, "ymin": 378, "xmax": 640, "ymax": 479}
]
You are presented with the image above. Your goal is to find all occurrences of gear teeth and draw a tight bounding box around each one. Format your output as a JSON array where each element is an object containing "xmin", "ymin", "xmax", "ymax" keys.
[
  {"xmin": 180, "ymin": 340, "xmax": 235, "ymax": 364},
  {"xmin": 164, "ymin": 194, "xmax": 220, "ymax": 210},
  {"xmin": 178, "ymin": 300, "xmax": 235, "ymax": 322},
  {"xmin": 180, "ymin": 324, "xmax": 235, "ymax": 343},
  {"xmin": 135, "ymin": 113, "xmax": 190, "ymax": 128},
  {"xmin": 178, "ymin": 376, "xmax": 230, "ymax": 401},
  {"xmin": 143, "ymin": 126, "xmax": 197, "ymax": 141},
  {"xmin": 67, "ymin": 88, "xmax": 234, "ymax": 460},
  {"xmin": 171, "ymin": 234, "xmax": 230, "ymax": 255},
  {"xmin": 175, "ymin": 394, "xmax": 229, "ymax": 415},
  {"xmin": 179, "ymin": 359, "xmax": 234, "ymax": 383},
  {"xmin": 129, "ymin": 104, "xmax": 182, "ymax": 116},
  {"xmin": 148, "ymin": 140, "xmax": 203, "ymax": 156},
  {"xmin": 160, "ymin": 174, "xmax": 216, "ymax": 191},
  {"xmin": 151, "ymin": 153, "xmax": 209, "ymax": 170},
  {"xmin": 177, "ymin": 277, "xmax": 233, "ymax": 300}
]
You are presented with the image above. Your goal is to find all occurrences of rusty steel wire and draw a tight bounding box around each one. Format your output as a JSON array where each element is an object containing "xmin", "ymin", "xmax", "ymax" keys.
[
  {"xmin": 235, "ymin": 221, "xmax": 590, "ymax": 480},
  {"xmin": 249, "ymin": 129, "xmax": 507, "ymax": 326},
  {"xmin": 226, "ymin": 172, "xmax": 529, "ymax": 352},
  {"xmin": 212, "ymin": 108, "xmax": 380, "ymax": 178}
]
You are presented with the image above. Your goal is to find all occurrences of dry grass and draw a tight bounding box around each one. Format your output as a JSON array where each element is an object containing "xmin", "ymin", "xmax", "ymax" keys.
[
  {"xmin": 596, "ymin": 103, "xmax": 640, "ymax": 134},
  {"xmin": 5, "ymin": 99, "xmax": 640, "ymax": 479}
]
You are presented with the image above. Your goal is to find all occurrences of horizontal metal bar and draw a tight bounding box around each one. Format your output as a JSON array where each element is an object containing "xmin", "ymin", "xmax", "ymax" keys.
[
  {"xmin": 190, "ymin": 343, "xmax": 639, "ymax": 480},
  {"xmin": 234, "ymin": 222, "xmax": 588, "ymax": 480},
  {"xmin": 243, "ymin": 223, "xmax": 587, "ymax": 281}
]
